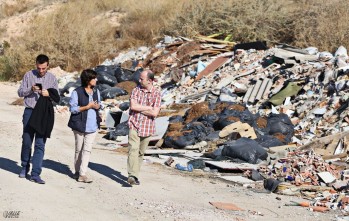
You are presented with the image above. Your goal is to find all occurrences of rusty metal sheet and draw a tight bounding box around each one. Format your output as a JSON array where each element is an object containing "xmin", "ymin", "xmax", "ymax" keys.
[{"xmin": 195, "ymin": 56, "xmax": 230, "ymax": 81}]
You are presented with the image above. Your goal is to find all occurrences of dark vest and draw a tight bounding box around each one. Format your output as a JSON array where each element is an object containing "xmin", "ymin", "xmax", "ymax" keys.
[{"xmin": 68, "ymin": 87, "xmax": 101, "ymax": 133}]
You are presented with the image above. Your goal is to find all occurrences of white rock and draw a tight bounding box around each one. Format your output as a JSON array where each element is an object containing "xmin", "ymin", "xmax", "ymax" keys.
[
  {"xmin": 335, "ymin": 45, "xmax": 348, "ymax": 58},
  {"xmin": 304, "ymin": 47, "xmax": 318, "ymax": 55}
]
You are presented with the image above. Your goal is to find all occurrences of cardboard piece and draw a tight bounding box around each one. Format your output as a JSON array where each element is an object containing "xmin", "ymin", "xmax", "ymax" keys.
[{"xmin": 219, "ymin": 121, "xmax": 257, "ymax": 139}]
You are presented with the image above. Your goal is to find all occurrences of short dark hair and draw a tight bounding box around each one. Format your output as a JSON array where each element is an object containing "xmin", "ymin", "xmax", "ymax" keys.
[
  {"xmin": 80, "ymin": 69, "xmax": 97, "ymax": 87},
  {"xmin": 36, "ymin": 54, "xmax": 49, "ymax": 65},
  {"xmin": 146, "ymin": 70, "xmax": 154, "ymax": 81}
]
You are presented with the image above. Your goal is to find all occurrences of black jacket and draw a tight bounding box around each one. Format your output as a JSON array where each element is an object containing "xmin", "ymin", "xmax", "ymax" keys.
[
  {"xmin": 29, "ymin": 88, "xmax": 60, "ymax": 138},
  {"xmin": 67, "ymin": 87, "xmax": 101, "ymax": 133}
]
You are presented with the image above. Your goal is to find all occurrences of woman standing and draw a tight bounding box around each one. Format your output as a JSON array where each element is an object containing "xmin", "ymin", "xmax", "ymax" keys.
[{"xmin": 68, "ymin": 69, "xmax": 102, "ymax": 183}]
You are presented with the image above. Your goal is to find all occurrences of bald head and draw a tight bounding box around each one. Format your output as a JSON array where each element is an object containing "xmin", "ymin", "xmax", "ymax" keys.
[{"xmin": 139, "ymin": 70, "xmax": 154, "ymax": 89}]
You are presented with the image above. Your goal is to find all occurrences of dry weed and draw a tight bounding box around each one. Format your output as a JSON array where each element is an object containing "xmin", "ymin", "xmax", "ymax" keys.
[
  {"xmin": 117, "ymin": 0, "xmax": 184, "ymax": 49},
  {"xmin": 0, "ymin": 0, "xmax": 29, "ymax": 18},
  {"xmin": 1, "ymin": 0, "xmax": 349, "ymax": 81},
  {"xmin": 291, "ymin": 0, "xmax": 349, "ymax": 52},
  {"xmin": 3, "ymin": 0, "xmax": 122, "ymax": 79}
]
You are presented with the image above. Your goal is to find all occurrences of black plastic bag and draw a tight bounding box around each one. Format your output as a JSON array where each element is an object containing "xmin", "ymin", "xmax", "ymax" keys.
[
  {"xmin": 95, "ymin": 83, "xmax": 111, "ymax": 92},
  {"xmin": 100, "ymin": 87, "xmax": 128, "ymax": 99},
  {"xmin": 94, "ymin": 65, "xmax": 117, "ymax": 76},
  {"xmin": 97, "ymin": 72, "xmax": 117, "ymax": 86},
  {"xmin": 206, "ymin": 131, "xmax": 220, "ymax": 141},
  {"xmin": 60, "ymin": 81, "xmax": 81, "ymax": 96},
  {"xmin": 221, "ymin": 108, "xmax": 255, "ymax": 126},
  {"xmin": 164, "ymin": 134, "xmax": 196, "ymax": 149},
  {"xmin": 119, "ymin": 102, "xmax": 130, "ymax": 111},
  {"xmin": 255, "ymin": 135, "xmax": 284, "ymax": 148},
  {"xmin": 197, "ymin": 114, "xmax": 219, "ymax": 128},
  {"xmin": 103, "ymin": 121, "xmax": 129, "ymax": 140},
  {"xmin": 221, "ymin": 137, "xmax": 268, "ymax": 164},
  {"xmin": 114, "ymin": 67, "xmax": 134, "ymax": 82},
  {"xmin": 169, "ymin": 115, "xmax": 184, "ymax": 123},
  {"xmin": 132, "ymin": 69, "xmax": 143, "ymax": 83},
  {"xmin": 267, "ymin": 113, "xmax": 294, "ymax": 143},
  {"xmin": 183, "ymin": 122, "xmax": 213, "ymax": 142},
  {"xmin": 213, "ymin": 116, "xmax": 239, "ymax": 130}
]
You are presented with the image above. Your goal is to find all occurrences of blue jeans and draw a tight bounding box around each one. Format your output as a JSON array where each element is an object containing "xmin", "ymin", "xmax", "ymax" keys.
[{"xmin": 21, "ymin": 108, "xmax": 47, "ymax": 177}]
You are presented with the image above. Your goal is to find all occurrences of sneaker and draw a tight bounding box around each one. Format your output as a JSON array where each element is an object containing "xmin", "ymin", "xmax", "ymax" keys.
[
  {"xmin": 19, "ymin": 167, "xmax": 29, "ymax": 178},
  {"xmin": 30, "ymin": 176, "xmax": 45, "ymax": 184},
  {"xmin": 77, "ymin": 175, "xmax": 93, "ymax": 183},
  {"xmin": 72, "ymin": 172, "xmax": 79, "ymax": 180},
  {"xmin": 127, "ymin": 176, "xmax": 140, "ymax": 185}
]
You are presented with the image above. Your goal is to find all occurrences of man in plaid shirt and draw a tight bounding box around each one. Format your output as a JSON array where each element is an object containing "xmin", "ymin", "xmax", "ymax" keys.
[{"xmin": 127, "ymin": 70, "xmax": 161, "ymax": 185}]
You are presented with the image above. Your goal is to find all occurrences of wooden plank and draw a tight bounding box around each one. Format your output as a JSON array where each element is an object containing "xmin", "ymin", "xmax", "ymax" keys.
[
  {"xmin": 195, "ymin": 56, "xmax": 230, "ymax": 81},
  {"xmin": 298, "ymin": 131, "xmax": 349, "ymax": 151},
  {"xmin": 145, "ymin": 149, "xmax": 187, "ymax": 155},
  {"xmin": 268, "ymin": 144, "xmax": 297, "ymax": 153},
  {"xmin": 189, "ymin": 49, "xmax": 220, "ymax": 58},
  {"xmin": 322, "ymin": 152, "xmax": 348, "ymax": 160},
  {"xmin": 195, "ymin": 35, "xmax": 237, "ymax": 46}
]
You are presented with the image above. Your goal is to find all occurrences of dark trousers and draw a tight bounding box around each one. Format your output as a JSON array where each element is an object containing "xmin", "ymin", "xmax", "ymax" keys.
[{"xmin": 21, "ymin": 108, "xmax": 47, "ymax": 177}]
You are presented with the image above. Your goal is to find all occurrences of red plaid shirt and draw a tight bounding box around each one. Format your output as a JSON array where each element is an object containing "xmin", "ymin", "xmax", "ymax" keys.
[{"xmin": 128, "ymin": 85, "xmax": 161, "ymax": 137}]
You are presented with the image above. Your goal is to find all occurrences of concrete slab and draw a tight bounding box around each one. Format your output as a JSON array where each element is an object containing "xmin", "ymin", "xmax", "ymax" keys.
[
  {"xmin": 317, "ymin": 172, "xmax": 336, "ymax": 184},
  {"xmin": 220, "ymin": 175, "xmax": 255, "ymax": 185},
  {"xmin": 205, "ymin": 161, "xmax": 258, "ymax": 170}
]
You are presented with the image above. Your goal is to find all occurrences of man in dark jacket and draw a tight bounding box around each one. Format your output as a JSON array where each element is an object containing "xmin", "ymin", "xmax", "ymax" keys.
[{"xmin": 17, "ymin": 54, "xmax": 59, "ymax": 184}]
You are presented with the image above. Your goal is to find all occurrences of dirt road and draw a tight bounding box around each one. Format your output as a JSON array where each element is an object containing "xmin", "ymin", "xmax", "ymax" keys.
[{"xmin": 0, "ymin": 82, "xmax": 335, "ymax": 221}]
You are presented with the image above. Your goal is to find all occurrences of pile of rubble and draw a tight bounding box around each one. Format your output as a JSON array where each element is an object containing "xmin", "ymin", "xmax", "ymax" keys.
[{"xmin": 53, "ymin": 35, "xmax": 349, "ymax": 216}]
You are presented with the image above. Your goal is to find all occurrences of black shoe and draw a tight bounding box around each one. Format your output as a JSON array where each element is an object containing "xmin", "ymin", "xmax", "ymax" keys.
[
  {"xmin": 30, "ymin": 176, "xmax": 45, "ymax": 184},
  {"xmin": 72, "ymin": 172, "xmax": 79, "ymax": 180},
  {"xmin": 134, "ymin": 177, "xmax": 140, "ymax": 185},
  {"xmin": 19, "ymin": 167, "xmax": 29, "ymax": 178}
]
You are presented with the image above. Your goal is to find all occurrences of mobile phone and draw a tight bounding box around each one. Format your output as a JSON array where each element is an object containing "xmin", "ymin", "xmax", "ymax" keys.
[{"xmin": 35, "ymin": 83, "xmax": 42, "ymax": 90}]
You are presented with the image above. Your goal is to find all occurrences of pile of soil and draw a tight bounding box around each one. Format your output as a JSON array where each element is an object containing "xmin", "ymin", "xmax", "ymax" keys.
[{"xmin": 185, "ymin": 101, "xmax": 213, "ymax": 123}]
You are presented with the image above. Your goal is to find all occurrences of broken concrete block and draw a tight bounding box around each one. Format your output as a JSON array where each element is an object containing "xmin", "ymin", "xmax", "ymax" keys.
[{"xmin": 317, "ymin": 172, "xmax": 336, "ymax": 184}]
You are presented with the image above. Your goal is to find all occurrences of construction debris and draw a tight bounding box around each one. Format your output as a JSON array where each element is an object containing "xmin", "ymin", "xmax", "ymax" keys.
[{"xmin": 28, "ymin": 35, "xmax": 349, "ymax": 218}]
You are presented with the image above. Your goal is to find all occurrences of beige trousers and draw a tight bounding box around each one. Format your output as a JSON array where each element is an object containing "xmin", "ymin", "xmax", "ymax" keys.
[
  {"xmin": 73, "ymin": 130, "xmax": 97, "ymax": 176},
  {"xmin": 127, "ymin": 129, "xmax": 151, "ymax": 179}
]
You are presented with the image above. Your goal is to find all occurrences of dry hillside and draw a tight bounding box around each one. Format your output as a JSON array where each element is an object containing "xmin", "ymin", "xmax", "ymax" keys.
[{"xmin": 1, "ymin": 0, "xmax": 349, "ymax": 80}]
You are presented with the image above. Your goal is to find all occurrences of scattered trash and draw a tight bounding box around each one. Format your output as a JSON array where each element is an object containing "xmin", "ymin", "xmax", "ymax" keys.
[{"xmin": 175, "ymin": 163, "xmax": 193, "ymax": 172}]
